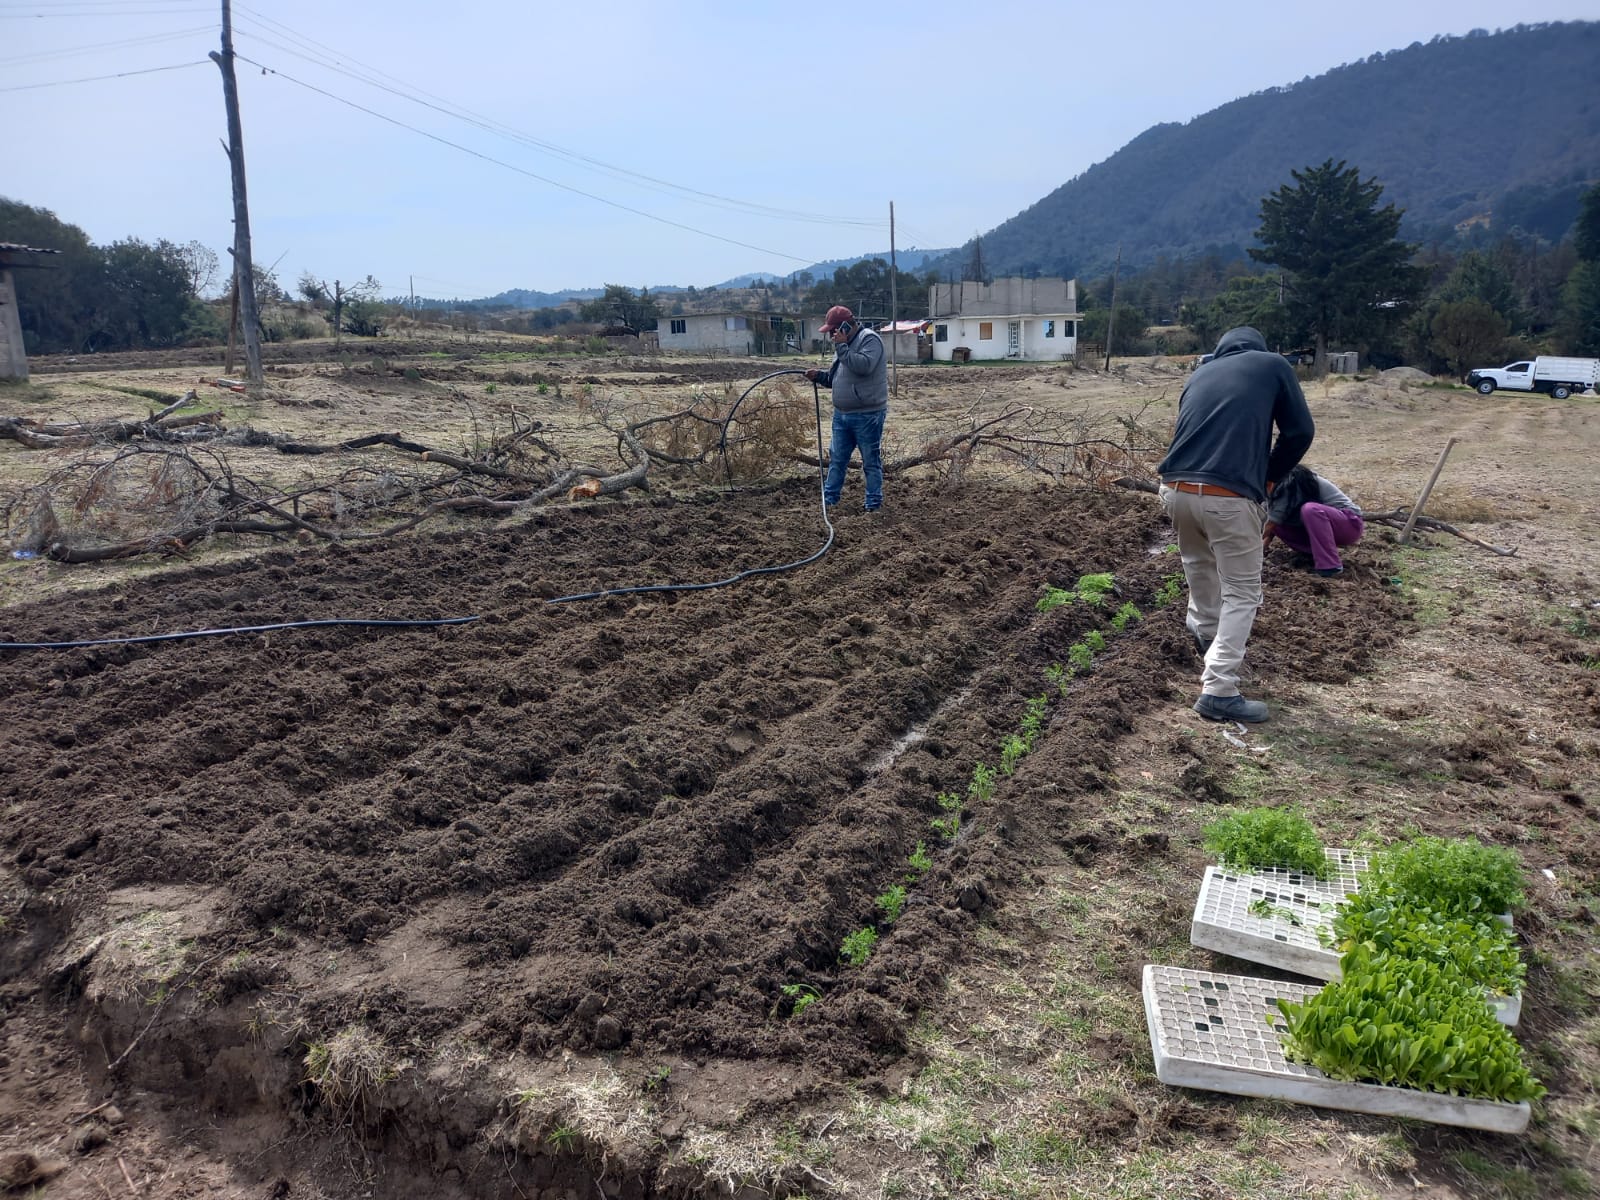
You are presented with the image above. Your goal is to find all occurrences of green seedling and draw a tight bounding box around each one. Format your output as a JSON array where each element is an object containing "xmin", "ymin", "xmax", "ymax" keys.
[
  {"xmin": 1155, "ymin": 573, "xmax": 1184, "ymax": 606},
  {"xmin": 906, "ymin": 841, "xmax": 932, "ymax": 879},
  {"xmin": 483, "ymin": 382, "xmax": 498, "ymax": 394},
  {"xmin": 1360, "ymin": 835, "xmax": 1525, "ymax": 917},
  {"xmin": 1021, "ymin": 694, "xmax": 1048, "ymax": 747},
  {"xmin": 875, "ymin": 885, "xmax": 908, "ymax": 924},
  {"xmin": 1036, "ymin": 586, "xmax": 1075, "ymax": 613},
  {"xmin": 967, "ymin": 763, "xmax": 997, "ymax": 805},
  {"xmin": 1074, "ymin": 572, "xmax": 1116, "ymax": 605},
  {"xmin": 1332, "ymin": 898, "xmax": 1524, "ymax": 996},
  {"xmin": 643, "ymin": 1064, "xmax": 672, "ymax": 1092},
  {"xmin": 1248, "ymin": 897, "xmax": 1304, "ymax": 927},
  {"xmin": 840, "ymin": 927, "xmax": 878, "ymax": 967},
  {"xmin": 999, "ymin": 733, "xmax": 1029, "ymax": 776},
  {"xmin": 1067, "ymin": 642, "xmax": 1094, "ymax": 672},
  {"xmin": 1044, "ymin": 662, "xmax": 1072, "ymax": 697},
  {"xmin": 1084, "ymin": 630, "xmax": 1107, "ymax": 653},
  {"xmin": 1203, "ymin": 806, "xmax": 1329, "ymax": 877},
  {"xmin": 1274, "ymin": 948, "xmax": 1544, "ymax": 1103},
  {"xmin": 1110, "ymin": 601, "xmax": 1143, "ymax": 631},
  {"xmin": 931, "ymin": 791, "xmax": 962, "ymax": 840},
  {"xmin": 537, "ymin": 382, "xmax": 549, "ymax": 395},
  {"xmin": 779, "ymin": 983, "xmax": 821, "ymax": 1017}
]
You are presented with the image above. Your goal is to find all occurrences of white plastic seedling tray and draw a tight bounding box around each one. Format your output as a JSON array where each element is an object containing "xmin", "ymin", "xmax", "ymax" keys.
[
  {"xmin": 1189, "ymin": 852, "xmax": 1521, "ymax": 1026},
  {"xmin": 1142, "ymin": 964, "xmax": 1531, "ymax": 1134},
  {"xmin": 1190, "ymin": 849, "xmax": 1364, "ymax": 980}
]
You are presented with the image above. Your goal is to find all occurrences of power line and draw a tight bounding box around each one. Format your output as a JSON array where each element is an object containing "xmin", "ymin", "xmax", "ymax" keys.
[
  {"xmin": 229, "ymin": 6, "xmax": 882, "ymax": 231},
  {"xmin": 0, "ymin": 24, "xmax": 212, "ymax": 66},
  {"xmin": 0, "ymin": 9, "xmax": 214, "ymax": 16},
  {"xmin": 233, "ymin": 51, "xmax": 814, "ymax": 266},
  {"xmin": 0, "ymin": 59, "xmax": 207, "ymax": 90}
]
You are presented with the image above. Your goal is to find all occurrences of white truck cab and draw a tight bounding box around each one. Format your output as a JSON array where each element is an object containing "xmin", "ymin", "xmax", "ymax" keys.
[{"xmin": 1467, "ymin": 356, "xmax": 1599, "ymax": 399}]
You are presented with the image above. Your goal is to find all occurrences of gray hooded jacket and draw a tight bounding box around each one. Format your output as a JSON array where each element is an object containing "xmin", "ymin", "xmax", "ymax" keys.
[{"xmin": 1158, "ymin": 326, "xmax": 1314, "ymax": 502}]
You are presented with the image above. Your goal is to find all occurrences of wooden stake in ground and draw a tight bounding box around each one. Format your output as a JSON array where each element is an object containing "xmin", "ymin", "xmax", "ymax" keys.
[{"xmin": 1398, "ymin": 436, "xmax": 1458, "ymax": 545}]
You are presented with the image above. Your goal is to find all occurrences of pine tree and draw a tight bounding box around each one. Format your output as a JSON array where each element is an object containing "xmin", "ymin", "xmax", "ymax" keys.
[
  {"xmin": 1556, "ymin": 183, "xmax": 1600, "ymax": 355},
  {"xmin": 1251, "ymin": 160, "xmax": 1423, "ymax": 372}
]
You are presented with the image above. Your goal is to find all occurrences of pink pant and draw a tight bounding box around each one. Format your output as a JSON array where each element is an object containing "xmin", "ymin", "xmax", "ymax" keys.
[{"xmin": 1274, "ymin": 502, "xmax": 1363, "ymax": 571}]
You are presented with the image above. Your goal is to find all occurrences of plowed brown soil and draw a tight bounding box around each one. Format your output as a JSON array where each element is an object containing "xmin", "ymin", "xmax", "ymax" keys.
[{"xmin": 5, "ymin": 355, "xmax": 1598, "ymax": 1200}]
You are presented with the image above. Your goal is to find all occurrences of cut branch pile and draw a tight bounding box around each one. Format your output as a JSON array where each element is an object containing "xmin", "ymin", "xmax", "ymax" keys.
[
  {"xmin": 1, "ymin": 384, "xmax": 1173, "ymax": 565},
  {"xmin": 0, "ymin": 391, "xmax": 223, "ymax": 450}
]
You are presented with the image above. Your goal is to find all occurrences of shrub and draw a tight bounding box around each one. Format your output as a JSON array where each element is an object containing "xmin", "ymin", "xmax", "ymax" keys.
[
  {"xmin": 1274, "ymin": 948, "xmax": 1544, "ymax": 1103},
  {"xmin": 1202, "ymin": 807, "xmax": 1329, "ymax": 877},
  {"xmin": 1361, "ymin": 836, "xmax": 1525, "ymax": 917}
]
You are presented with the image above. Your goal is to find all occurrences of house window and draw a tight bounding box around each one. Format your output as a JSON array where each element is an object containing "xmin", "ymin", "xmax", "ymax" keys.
[
  {"xmin": 1044, "ymin": 320, "xmax": 1056, "ymax": 338},
  {"xmin": 725, "ymin": 316, "xmax": 748, "ymax": 331},
  {"xmin": 935, "ymin": 324, "xmax": 948, "ymax": 343},
  {"xmin": 979, "ymin": 322, "xmax": 993, "ymax": 340},
  {"xmin": 1063, "ymin": 321, "xmax": 1076, "ymax": 338},
  {"xmin": 670, "ymin": 318, "xmax": 686, "ymax": 335}
]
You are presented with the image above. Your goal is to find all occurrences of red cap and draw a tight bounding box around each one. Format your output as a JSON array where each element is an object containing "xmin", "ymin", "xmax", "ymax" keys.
[{"xmin": 820, "ymin": 305, "xmax": 855, "ymax": 334}]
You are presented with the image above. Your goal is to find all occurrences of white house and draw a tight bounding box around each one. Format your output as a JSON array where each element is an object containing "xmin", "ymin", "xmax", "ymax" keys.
[
  {"xmin": 656, "ymin": 311, "xmax": 820, "ymax": 356},
  {"xmin": 928, "ymin": 277, "xmax": 1079, "ymax": 362}
]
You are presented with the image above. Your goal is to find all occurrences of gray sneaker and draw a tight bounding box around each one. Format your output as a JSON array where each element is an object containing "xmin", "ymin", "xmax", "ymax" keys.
[{"xmin": 1194, "ymin": 693, "xmax": 1269, "ymax": 723}]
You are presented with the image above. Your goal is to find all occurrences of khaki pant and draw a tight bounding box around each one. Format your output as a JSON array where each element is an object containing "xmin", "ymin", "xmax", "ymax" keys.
[{"xmin": 1159, "ymin": 486, "xmax": 1266, "ymax": 698}]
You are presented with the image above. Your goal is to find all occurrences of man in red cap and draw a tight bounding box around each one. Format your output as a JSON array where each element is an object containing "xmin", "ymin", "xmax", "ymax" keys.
[{"xmin": 806, "ymin": 305, "xmax": 888, "ymax": 511}]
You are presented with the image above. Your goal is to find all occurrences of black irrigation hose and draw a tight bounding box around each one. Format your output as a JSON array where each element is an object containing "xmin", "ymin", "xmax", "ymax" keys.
[
  {"xmin": 0, "ymin": 616, "xmax": 482, "ymax": 651},
  {"xmin": 0, "ymin": 371, "xmax": 838, "ymax": 648}
]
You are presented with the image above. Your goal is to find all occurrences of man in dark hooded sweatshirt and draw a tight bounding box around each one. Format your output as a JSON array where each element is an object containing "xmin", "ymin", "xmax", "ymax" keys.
[{"xmin": 1158, "ymin": 327, "xmax": 1314, "ymax": 723}]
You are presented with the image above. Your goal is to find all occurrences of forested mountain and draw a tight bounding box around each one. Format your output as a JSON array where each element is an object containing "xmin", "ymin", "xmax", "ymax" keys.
[
  {"xmin": 933, "ymin": 22, "xmax": 1600, "ymax": 280},
  {"xmin": 713, "ymin": 248, "xmax": 954, "ymax": 291}
]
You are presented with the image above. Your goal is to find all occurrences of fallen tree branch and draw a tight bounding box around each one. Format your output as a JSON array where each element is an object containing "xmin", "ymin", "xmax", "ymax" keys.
[
  {"xmin": 46, "ymin": 520, "xmax": 299, "ymax": 563},
  {"xmin": 1362, "ymin": 508, "xmax": 1518, "ymax": 556},
  {"xmin": 0, "ymin": 392, "xmax": 222, "ymax": 450}
]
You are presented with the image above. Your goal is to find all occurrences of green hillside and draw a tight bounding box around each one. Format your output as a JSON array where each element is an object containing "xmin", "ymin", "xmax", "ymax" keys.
[{"xmin": 942, "ymin": 22, "xmax": 1600, "ymax": 279}]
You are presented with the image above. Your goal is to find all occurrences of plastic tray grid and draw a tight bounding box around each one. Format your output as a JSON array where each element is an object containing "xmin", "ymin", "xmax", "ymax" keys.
[
  {"xmin": 1189, "ymin": 849, "xmax": 1366, "ymax": 981},
  {"xmin": 1143, "ymin": 964, "xmax": 1530, "ymax": 1133},
  {"xmin": 1190, "ymin": 851, "xmax": 1521, "ymax": 1024}
]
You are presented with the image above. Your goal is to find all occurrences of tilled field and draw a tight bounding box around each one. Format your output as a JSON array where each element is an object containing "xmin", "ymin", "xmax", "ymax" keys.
[{"xmin": 3, "ymin": 473, "xmax": 1564, "ymax": 1198}]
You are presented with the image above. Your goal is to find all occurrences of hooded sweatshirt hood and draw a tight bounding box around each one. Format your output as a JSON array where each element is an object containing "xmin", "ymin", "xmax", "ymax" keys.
[
  {"xmin": 1214, "ymin": 326, "xmax": 1268, "ymax": 358},
  {"xmin": 1157, "ymin": 326, "xmax": 1314, "ymax": 501}
]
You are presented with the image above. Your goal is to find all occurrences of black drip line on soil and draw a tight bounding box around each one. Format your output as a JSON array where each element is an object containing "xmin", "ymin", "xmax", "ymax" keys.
[{"xmin": 0, "ymin": 371, "xmax": 836, "ymax": 650}]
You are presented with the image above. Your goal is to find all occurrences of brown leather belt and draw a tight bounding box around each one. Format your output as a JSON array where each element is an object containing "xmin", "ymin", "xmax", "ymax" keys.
[{"xmin": 1169, "ymin": 481, "xmax": 1245, "ymax": 499}]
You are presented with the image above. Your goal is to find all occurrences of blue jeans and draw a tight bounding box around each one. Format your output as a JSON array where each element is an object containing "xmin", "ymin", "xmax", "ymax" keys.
[{"xmin": 824, "ymin": 408, "xmax": 886, "ymax": 510}]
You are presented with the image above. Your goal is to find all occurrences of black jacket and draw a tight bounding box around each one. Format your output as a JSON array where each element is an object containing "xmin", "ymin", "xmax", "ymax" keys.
[{"xmin": 1158, "ymin": 327, "xmax": 1314, "ymax": 502}]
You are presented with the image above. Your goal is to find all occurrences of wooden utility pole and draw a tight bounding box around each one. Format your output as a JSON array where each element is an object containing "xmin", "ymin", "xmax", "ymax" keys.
[
  {"xmin": 1103, "ymin": 243, "xmax": 1121, "ymax": 373},
  {"xmin": 889, "ymin": 200, "xmax": 898, "ymax": 397},
  {"xmin": 210, "ymin": 0, "xmax": 263, "ymax": 387}
]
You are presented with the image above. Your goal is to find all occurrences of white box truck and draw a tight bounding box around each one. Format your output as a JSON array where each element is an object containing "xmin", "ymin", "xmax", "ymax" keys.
[{"xmin": 1467, "ymin": 356, "xmax": 1599, "ymax": 399}]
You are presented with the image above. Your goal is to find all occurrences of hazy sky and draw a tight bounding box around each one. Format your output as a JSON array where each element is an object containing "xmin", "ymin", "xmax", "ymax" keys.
[{"xmin": 3, "ymin": 1, "xmax": 1592, "ymax": 298}]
